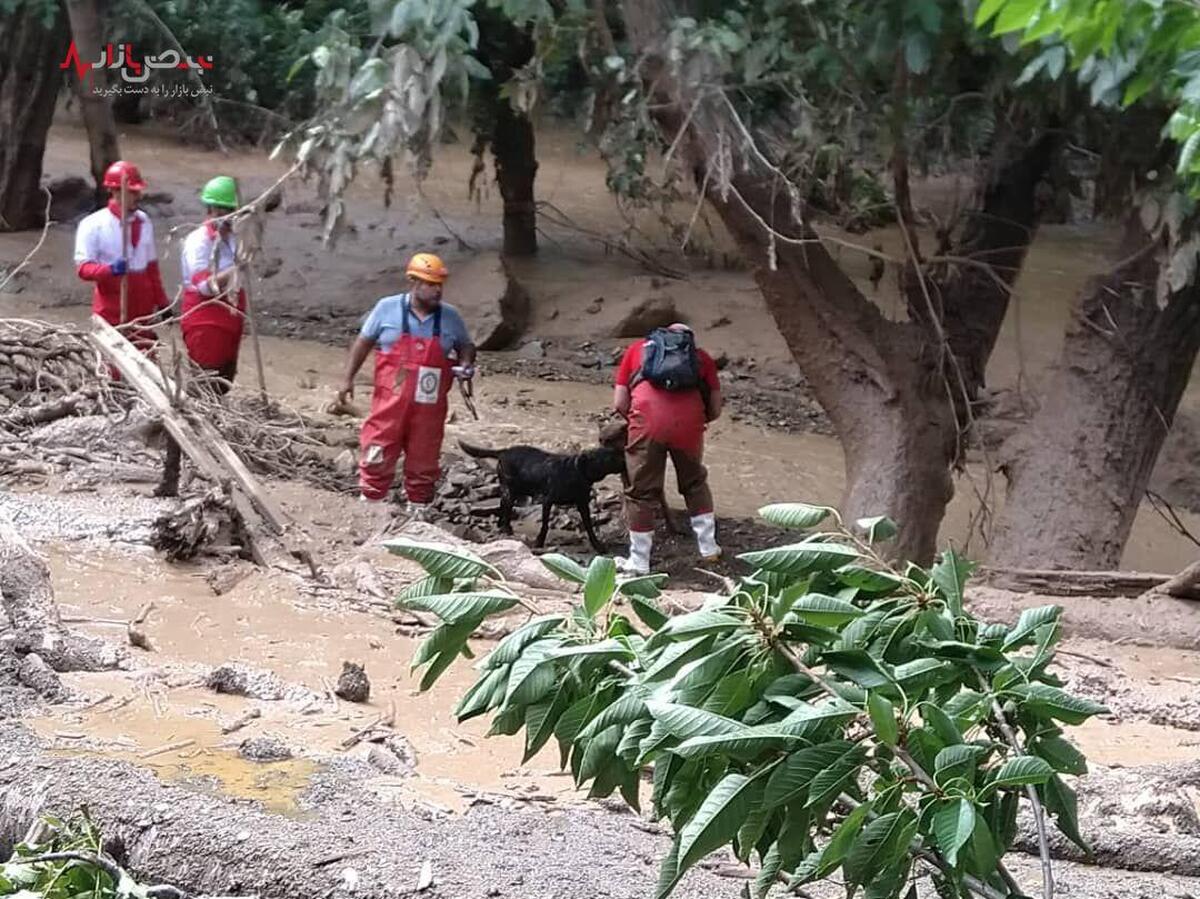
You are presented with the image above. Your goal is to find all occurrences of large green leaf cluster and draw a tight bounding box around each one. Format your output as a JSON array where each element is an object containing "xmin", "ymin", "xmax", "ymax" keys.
[{"xmin": 393, "ymin": 503, "xmax": 1104, "ymax": 899}]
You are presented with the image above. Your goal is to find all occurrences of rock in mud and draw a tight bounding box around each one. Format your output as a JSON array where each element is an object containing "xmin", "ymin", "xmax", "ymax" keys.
[
  {"xmin": 610, "ymin": 296, "xmax": 681, "ymax": 338},
  {"xmin": 367, "ymin": 735, "xmax": 418, "ymax": 776},
  {"xmin": 334, "ymin": 661, "xmax": 370, "ymax": 703},
  {"xmin": 17, "ymin": 653, "xmax": 67, "ymax": 702},
  {"xmin": 238, "ymin": 735, "xmax": 294, "ymax": 763},
  {"xmin": 205, "ymin": 663, "xmax": 317, "ymax": 703}
]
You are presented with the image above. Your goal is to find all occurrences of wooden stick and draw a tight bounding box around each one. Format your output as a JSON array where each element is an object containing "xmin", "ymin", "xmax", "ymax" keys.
[
  {"xmin": 139, "ymin": 738, "xmax": 195, "ymax": 759},
  {"xmin": 238, "ymin": 264, "xmax": 269, "ymax": 402},
  {"xmin": 981, "ymin": 566, "xmax": 1173, "ymax": 597},
  {"xmin": 119, "ymin": 172, "xmax": 130, "ymax": 326}
]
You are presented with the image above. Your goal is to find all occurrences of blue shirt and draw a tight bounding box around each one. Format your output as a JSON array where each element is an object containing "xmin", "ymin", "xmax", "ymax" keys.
[{"xmin": 359, "ymin": 294, "xmax": 471, "ymax": 356}]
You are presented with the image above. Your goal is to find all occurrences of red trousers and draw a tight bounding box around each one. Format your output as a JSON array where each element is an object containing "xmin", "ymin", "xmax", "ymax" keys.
[{"xmin": 358, "ymin": 332, "xmax": 451, "ymax": 503}]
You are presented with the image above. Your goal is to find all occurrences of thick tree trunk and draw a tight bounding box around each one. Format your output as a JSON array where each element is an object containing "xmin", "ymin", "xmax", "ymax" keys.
[
  {"xmin": 0, "ymin": 4, "xmax": 68, "ymax": 231},
  {"xmin": 62, "ymin": 0, "xmax": 119, "ymax": 205},
  {"xmin": 493, "ymin": 99, "xmax": 538, "ymax": 256},
  {"xmin": 990, "ymin": 213, "xmax": 1200, "ymax": 569},
  {"xmin": 473, "ymin": 10, "xmax": 538, "ymax": 257}
]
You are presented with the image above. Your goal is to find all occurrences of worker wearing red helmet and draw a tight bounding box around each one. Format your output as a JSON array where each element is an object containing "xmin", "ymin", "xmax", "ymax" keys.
[
  {"xmin": 73, "ymin": 160, "xmax": 170, "ymax": 352},
  {"xmin": 337, "ymin": 253, "xmax": 476, "ymax": 515}
]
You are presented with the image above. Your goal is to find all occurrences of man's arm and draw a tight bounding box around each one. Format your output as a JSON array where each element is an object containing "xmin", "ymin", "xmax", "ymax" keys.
[
  {"xmin": 613, "ymin": 385, "xmax": 631, "ymax": 417},
  {"xmin": 701, "ymin": 351, "xmax": 722, "ymax": 422},
  {"xmin": 337, "ymin": 337, "xmax": 375, "ymax": 404}
]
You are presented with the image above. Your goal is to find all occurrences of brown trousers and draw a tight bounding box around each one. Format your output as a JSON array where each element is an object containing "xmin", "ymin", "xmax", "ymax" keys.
[{"xmin": 624, "ymin": 435, "xmax": 713, "ymax": 532}]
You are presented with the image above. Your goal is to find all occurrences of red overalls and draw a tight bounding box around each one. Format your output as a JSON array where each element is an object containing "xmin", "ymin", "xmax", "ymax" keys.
[
  {"xmin": 181, "ymin": 223, "xmax": 246, "ymax": 373},
  {"xmin": 358, "ymin": 303, "xmax": 453, "ymax": 502}
]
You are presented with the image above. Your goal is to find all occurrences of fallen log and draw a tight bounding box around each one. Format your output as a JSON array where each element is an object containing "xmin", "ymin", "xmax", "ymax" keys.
[
  {"xmin": 979, "ymin": 566, "xmax": 1173, "ymax": 597},
  {"xmin": 1150, "ymin": 559, "xmax": 1200, "ymax": 601}
]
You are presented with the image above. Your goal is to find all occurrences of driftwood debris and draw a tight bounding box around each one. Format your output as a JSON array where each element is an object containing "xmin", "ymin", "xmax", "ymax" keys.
[
  {"xmin": 88, "ymin": 316, "xmax": 314, "ymax": 572},
  {"xmin": 980, "ymin": 566, "xmax": 1174, "ymax": 598}
]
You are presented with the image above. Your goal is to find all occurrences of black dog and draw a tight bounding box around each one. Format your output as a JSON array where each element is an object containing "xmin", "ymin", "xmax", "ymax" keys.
[{"xmin": 458, "ymin": 440, "xmax": 624, "ymax": 553}]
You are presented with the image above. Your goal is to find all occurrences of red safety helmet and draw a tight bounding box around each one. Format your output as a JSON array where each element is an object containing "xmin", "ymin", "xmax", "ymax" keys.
[{"xmin": 102, "ymin": 160, "xmax": 148, "ymax": 192}]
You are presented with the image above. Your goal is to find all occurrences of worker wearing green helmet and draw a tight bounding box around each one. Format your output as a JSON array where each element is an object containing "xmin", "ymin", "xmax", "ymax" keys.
[{"xmin": 158, "ymin": 175, "xmax": 248, "ymax": 496}]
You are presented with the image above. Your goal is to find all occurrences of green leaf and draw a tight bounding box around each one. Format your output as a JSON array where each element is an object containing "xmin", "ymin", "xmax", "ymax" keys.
[
  {"xmin": 584, "ymin": 556, "xmax": 618, "ymax": 618},
  {"xmin": 1041, "ymin": 774, "xmax": 1089, "ymax": 852},
  {"xmin": 651, "ymin": 609, "xmax": 743, "ymax": 644},
  {"xmin": 384, "ymin": 538, "xmax": 500, "ymax": 580},
  {"xmin": 399, "ymin": 591, "xmax": 518, "ymax": 623},
  {"xmin": 844, "ymin": 810, "xmax": 918, "ymax": 890},
  {"xmin": 933, "ymin": 799, "xmax": 976, "ymax": 866},
  {"xmin": 765, "ymin": 740, "xmax": 857, "ymax": 808},
  {"xmin": 577, "ymin": 723, "xmax": 623, "ymax": 783},
  {"xmin": 935, "ymin": 744, "xmax": 987, "ymax": 785},
  {"xmin": 631, "ymin": 595, "xmax": 669, "ymax": 629},
  {"xmin": 993, "ymin": 0, "xmax": 1042, "ymax": 35},
  {"xmin": 678, "ymin": 772, "xmax": 767, "ymax": 875},
  {"xmin": 618, "ymin": 573, "xmax": 669, "ymax": 598},
  {"xmin": 856, "ymin": 516, "xmax": 898, "ymax": 543},
  {"xmin": 758, "ymin": 502, "xmax": 835, "ymax": 530},
  {"xmin": 821, "ymin": 649, "xmax": 893, "ymax": 689},
  {"xmin": 670, "ymin": 722, "xmax": 811, "ymax": 760},
  {"xmin": 990, "ymin": 754, "xmax": 1054, "ymax": 789},
  {"xmin": 396, "ymin": 575, "xmax": 451, "ymax": 600},
  {"xmin": 904, "ymin": 31, "xmax": 932, "ymax": 75},
  {"xmin": 1009, "ymin": 683, "xmax": 1109, "ymax": 724},
  {"xmin": 789, "ymin": 594, "xmax": 864, "ymax": 628},
  {"xmin": 805, "ymin": 744, "xmax": 868, "ymax": 809},
  {"xmin": 834, "ymin": 565, "xmax": 904, "ymax": 594},
  {"xmin": 974, "ymin": 0, "xmax": 1008, "ymax": 27},
  {"xmin": 654, "ymin": 837, "xmax": 682, "ymax": 899},
  {"xmin": 540, "ymin": 552, "xmax": 587, "ymax": 584},
  {"xmin": 455, "ymin": 666, "xmax": 508, "ymax": 720},
  {"xmin": 930, "ymin": 548, "xmax": 976, "ymax": 617},
  {"xmin": 739, "ymin": 541, "xmax": 861, "ymax": 575},
  {"xmin": 645, "ymin": 701, "xmax": 744, "ymax": 740},
  {"xmin": 419, "ymin": 635, "xmax": 473, "ymax": 691},
  {"xmin": 867, "ymin": 693, "xmax": 898, "ymax": 747},
  {"xmin": 921, "ymin": 702, "xmax": 964, "ymax": 745},
  {"xmin": 503, "ymin": 641, "xmax": 560, "ymax": 708},
  {"xmin": 483, "ymin": 615, "xmax": 566, "ymax": 669},
  {"xmin": 577, "ymin": 693, "xmax": 647, "ymax": 742},
  {"xmin": 524, "ymin": 685, "xmax": 570, "ymax": 762},
  {"xmin": 1031, "ymin": 734, "xmax": 1088, "ymax": 776},
  {"xmin": 555, "ymin": 691, "xmax": 609, "ymax": 763},
  {"xmin": 1002, "ymin": 604, "xmax": 1062, "ymax": 649},
  {"xmin": 815, "ymin": 801, "xmax": 872, "ymax": 877}
]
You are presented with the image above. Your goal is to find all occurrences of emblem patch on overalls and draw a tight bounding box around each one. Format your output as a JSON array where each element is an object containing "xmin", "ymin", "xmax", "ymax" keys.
[{"xmin": 414, "ymin": 365, "xmax": 441, "ymax": 404}]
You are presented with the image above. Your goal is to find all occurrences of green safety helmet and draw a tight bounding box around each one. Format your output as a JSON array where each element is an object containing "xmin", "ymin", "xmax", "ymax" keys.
[{"xmin": 200, "ymin": 175, "xmax": 239, "ymax": 210}]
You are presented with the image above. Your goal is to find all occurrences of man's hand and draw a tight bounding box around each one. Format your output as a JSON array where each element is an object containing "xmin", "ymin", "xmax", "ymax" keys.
[
  {"xmin": 336, "ymin": 380, "xmax": 354, "ymax": 406},
  {"xmin": 110, "ymin": 258, "xmax": 128, "ymax": 277},
  {"xmin": 452, "ymin": 365, "xmax": 475, "ymax": 381}
]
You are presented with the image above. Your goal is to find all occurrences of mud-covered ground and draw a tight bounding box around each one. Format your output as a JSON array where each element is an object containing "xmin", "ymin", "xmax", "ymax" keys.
[{"xmin": 4, "ymin": 117, "xmax": 1200, "ymax": 898}]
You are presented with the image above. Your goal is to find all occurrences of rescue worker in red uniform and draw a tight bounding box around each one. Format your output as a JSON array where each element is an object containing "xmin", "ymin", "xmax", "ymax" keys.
[
  {"xmin": 74, "ymin": 160, "xmax": 170, "ymax": 353},
  {"xmin": 156, "ymin": 176, "xmax": 245, "ymax": 498},
  {"xmin": 613, "ymin": 323, "xmax": 723, "ymax": 574},
  {"xmin": 337, "ymin": 253, "xmax": 476, "ymax": 515},
  {"xmin": 180, "ymin": 175, "xmax": 245, "ymax": 388}
]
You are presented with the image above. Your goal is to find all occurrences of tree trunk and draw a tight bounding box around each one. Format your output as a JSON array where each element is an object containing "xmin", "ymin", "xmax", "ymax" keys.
[
  {"xmin": 990, "ymin": 212, "xmax": 1200, "ymax": 569},
  {"xmin": 62, "ymin": 0, "xmax": 119, "ymax": 205},
  {"xmin": 617, "ymin": 0, "xmax": 1052, "ymax": 563},
  {"xmin": 473, "ymin": 9, "xmax": 538, "ymax": 257},
  {"xmin": 0, "ymin": 3, "xmax": 68, "ymax": 231},
  {"xmin": 493, "ymin": 98, "xmax": 538, "ymax": 256}
]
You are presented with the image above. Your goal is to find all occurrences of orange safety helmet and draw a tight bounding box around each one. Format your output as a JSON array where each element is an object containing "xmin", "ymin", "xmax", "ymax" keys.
[
  {"xmin": 406, "ymin": 252, "xmax": 448, "ymax": 285},
  {"xmin": 102, "ymin": 160, "xmax": 147, "ymax": 191}
]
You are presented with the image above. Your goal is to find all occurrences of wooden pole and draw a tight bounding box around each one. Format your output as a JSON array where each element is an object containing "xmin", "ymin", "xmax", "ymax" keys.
[
  {"xmin": 118, "ymin": 171, "xmax": 129, "ymax": 326},
  {"xmin": 237, "ymin": 261, "xmax": 268, "ymax": 402}
]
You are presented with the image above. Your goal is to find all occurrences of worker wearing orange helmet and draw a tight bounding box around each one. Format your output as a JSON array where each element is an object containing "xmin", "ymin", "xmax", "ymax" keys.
[
  {"xmin": 337, "ymin": 253, "xmax": 476, "ymax": 513},
  {"xmin": 74, "ymin": 160, "xmax": 170, "ymax": 353}
]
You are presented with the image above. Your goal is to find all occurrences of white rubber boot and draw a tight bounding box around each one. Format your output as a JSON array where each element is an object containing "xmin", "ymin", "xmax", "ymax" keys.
[
  {"xmin": 691, "ymin": 513, "xmax": 722, "ymax": 562},
  {"xmin": 360, "ymin": 493, "xmax": 385, "ymax": 504},
  {"xmin": 617, "ymin": 531, "xmax": 653, "ymax": 576}
]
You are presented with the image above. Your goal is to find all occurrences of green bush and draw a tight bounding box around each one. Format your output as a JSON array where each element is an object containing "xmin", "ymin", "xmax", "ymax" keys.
[{"xmin": 388, "ymin": 502, "xmax": 1103, "ymax": 899}]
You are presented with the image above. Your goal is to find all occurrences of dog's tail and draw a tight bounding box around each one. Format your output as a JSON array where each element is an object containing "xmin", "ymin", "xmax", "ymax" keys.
[{"xmin": 458, "ymin": 439, "xmax": 502, "ymax": 460}]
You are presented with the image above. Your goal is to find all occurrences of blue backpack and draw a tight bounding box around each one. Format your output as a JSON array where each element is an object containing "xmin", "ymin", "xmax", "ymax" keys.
[{"xmin": 636, "ymin": 327, "xmax": 701, "ymax": 391}]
